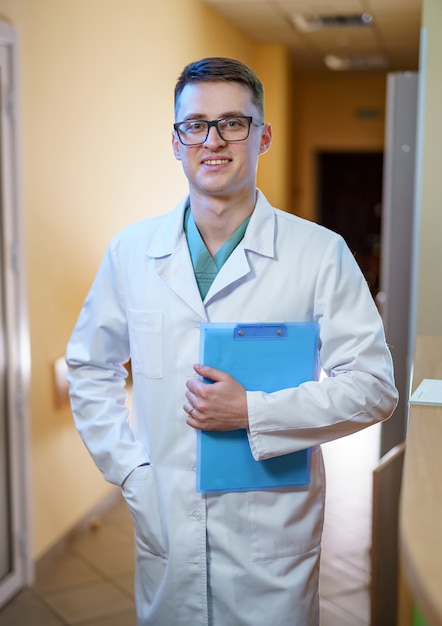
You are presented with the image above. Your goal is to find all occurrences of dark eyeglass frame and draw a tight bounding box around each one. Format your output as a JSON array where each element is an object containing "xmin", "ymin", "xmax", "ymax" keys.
[{"xmin": 173, "ymin": 115, "xmax": 264, "ymax": 146}]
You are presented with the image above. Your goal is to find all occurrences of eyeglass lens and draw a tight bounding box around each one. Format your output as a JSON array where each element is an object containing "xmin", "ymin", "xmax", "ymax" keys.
[{"xmin": 177, "ymin": 116, "xmax": 251, "ymax": 145}]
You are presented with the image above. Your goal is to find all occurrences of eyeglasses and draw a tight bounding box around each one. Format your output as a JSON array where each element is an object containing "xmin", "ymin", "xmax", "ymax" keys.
[{"xmin": 173, "ymin": 116, "xmax": 264, "ymax": 146}]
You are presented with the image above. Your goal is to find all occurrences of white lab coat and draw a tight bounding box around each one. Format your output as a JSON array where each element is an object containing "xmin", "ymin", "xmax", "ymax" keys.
[{"xmin": 66, "ymin": 191, "xmax": 398, "ymax": 626}]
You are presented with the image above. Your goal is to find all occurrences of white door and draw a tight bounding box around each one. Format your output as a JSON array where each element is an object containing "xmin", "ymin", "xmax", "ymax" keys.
[{"xmin": 0, "ymin": 22, "xmax": 33, "ymax": 607}]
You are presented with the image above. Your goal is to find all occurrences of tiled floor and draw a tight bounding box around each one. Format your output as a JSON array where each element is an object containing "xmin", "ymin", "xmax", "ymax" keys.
[
  {"xmin": 0, "ymin": 499, "xmax": 137, "ymax": 626},
  {"xmin": 0, "ymin": 424, "xmax": 380, "ymax": 625}
]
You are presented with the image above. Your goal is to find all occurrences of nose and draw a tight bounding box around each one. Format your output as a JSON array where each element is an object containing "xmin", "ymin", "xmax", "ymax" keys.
[{"xmin": 203, "ymin": 123, "xmax": 226, "ymax": 147}]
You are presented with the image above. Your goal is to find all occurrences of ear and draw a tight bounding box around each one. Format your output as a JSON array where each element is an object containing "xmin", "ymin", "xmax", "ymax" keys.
[
  {"xmin": 172, "ymin": 131, "xmax": 182, "ymax": 160},
  {"xmin": 259, "ymin": 123, "xmax": 272, "ymax": 155}
]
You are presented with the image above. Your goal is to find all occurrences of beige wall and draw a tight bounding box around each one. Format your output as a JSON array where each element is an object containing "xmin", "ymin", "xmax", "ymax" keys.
[
  {"xmin": 294, "ymin": 73, "xmax": 386, "ymax": 220},
  {"xmin": 254, "ymin": 44, "xmax": 295, "ymax": 213},
  {"xmin": 0, "ymin": 0, "xmax": 295, "ymax": 558},
  {"xmin": 415, "ymin": 0, "xmax": 442, "ymax": 335}
]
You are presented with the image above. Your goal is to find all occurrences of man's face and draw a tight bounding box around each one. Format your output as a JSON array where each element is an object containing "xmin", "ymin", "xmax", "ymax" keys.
[{"xmin": 172, "ymin": 81, "xmax": 271, "ymax": 201}]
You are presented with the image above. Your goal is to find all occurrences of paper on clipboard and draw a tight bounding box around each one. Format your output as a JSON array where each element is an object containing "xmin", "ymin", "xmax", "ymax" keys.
[{"xmin": 196, "ymin": 322, "xmax": 320, "ymax": 493}]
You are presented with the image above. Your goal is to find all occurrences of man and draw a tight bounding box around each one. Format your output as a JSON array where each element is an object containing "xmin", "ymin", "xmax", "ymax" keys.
[{"xmin": 66, "ymin": 57, "xmax": 398, "ymax": 625}]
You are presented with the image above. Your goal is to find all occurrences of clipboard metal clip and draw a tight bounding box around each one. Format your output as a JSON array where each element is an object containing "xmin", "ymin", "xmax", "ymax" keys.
[{"xmin": 234, "ymin": 324, "xmax": 288, "ymax": 340}]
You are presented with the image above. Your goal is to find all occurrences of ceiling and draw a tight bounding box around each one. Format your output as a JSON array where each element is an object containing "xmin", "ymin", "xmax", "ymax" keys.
[{"xmin": 202, "ymin": 0, "xmax": 422, "ymax": 74}]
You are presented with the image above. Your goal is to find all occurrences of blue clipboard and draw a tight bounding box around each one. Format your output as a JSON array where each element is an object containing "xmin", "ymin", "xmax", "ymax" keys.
[{"xmin": 197, "ymin": 322, "xmax": 320, "ymax": 493}]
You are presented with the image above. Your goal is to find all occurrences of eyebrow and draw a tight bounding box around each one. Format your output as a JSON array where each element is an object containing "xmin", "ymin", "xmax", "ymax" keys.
[{"xmin": 179, "ymin": 110, "xmax": 247, "ymax": 121}]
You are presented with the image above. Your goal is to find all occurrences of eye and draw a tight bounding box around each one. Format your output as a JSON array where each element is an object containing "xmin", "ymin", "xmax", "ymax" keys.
[
  {"xmin": 223, "ymin": 117, "xmax": 247, "ymax": 130},
  {"xmin": 182, "ymin": 120, "xmax": 206, "ymax": 133}
]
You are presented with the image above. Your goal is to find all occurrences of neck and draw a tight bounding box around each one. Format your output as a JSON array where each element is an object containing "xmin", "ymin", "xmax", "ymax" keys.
[{"xmin": 189, "ymin": 189, "xmax": 256, "ymax": 255}]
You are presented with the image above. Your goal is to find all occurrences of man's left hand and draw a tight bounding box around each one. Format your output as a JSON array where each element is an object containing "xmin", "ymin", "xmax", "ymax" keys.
[{"xmin": 184, "ymin": 364, "xmax": 248, "ymax": 430}]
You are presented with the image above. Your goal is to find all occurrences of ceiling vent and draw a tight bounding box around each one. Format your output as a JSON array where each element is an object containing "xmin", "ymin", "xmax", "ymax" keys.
[{"xmin": 293, "ymin": 13, "xmax": 374, "ymax": 32}]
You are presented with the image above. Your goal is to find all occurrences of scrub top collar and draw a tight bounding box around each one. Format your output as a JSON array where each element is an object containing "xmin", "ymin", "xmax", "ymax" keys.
[{"xmin": 184, "ymin": 205, "xmax": 251, "ymax": 299}]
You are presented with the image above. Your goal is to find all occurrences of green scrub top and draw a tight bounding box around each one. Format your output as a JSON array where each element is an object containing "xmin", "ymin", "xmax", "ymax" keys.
[{"xmin": 184, "ymin": 206, "xmax": 251, "ymax": 300}]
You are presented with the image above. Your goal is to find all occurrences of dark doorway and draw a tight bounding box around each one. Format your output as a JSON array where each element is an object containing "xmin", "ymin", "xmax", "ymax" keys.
[{"xmin": 317, "ymin": 152, "xmax": 383, "ymax": 296}]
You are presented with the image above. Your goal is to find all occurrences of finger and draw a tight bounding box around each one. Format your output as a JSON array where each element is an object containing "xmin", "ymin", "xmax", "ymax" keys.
[
  {"xmin": 185, "ymin": 407, "xmax": 200, "ymax": 429},
  {"xmin": 192, "ymin": 363, "xmax": 229, "ymax": 383},
  {"xmin": 183, "ymin": 390, "xmax": 198, "ymax": 414},
  {"xmin": 185, "ymin": 388, "xmax": 199, "ymax": 412},
  {"xmin": 186, "ymin": 376, "xmax": 213, "ymax": 403}
]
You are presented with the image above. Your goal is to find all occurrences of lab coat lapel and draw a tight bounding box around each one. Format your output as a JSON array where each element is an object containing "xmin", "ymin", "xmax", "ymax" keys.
[
  {"xmin": 155, "ymin": 242, "xmax": 207, "ymax": 320},
  {"xmin": 203, "ymin": 245, "xmax": 252, "ymax": 303},
  {"xmin": 146, "ymin": 200, "xmax": 207, "ymax": 320},
  {"xmin": 204, "ymin": 192, "xmax": 276, "ymax": 304},
  {"xmin": 147, "ymin": 192, "xmax": 275, "ymax": 315}
]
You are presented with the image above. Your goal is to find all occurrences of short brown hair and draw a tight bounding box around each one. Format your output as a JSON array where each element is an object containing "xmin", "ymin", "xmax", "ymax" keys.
[{"xmin": 174, "ymin": 57, "xmax": 264, "ymax": 119}]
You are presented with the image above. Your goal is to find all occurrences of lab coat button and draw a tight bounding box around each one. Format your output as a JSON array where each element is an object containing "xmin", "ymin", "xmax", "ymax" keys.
[{"xmin": 191, "ymin": 509, "xmax": 201, "ymax": 520}]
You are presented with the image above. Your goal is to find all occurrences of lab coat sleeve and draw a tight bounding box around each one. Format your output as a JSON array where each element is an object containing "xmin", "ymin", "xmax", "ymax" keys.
[
  {"xmin": 246, "ymin": 235, "xmax": 399, "ymax": 461},
  {"xmin": 66, "ymin": 237, "xmax": 149, "ymax": 486}
]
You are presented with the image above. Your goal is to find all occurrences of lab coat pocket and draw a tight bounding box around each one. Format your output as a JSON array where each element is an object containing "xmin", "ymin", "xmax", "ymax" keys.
[
  {"xmin": 128, "ymin": 310, "xmax": 163, "ymax": 378},
  {"xmin": 122, "ymin": 465, "xmax": 167, "ymax": 557},
  {"xmin": 248, "ymin": 487, "xmax": 323, "ymax": 562}
]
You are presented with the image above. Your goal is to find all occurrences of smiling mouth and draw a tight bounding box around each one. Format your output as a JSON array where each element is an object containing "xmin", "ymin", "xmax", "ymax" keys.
[{"xmin": 203, "ymin": 159, "xmax": 230, "ymax": 166}]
